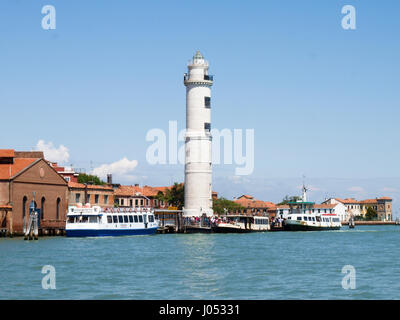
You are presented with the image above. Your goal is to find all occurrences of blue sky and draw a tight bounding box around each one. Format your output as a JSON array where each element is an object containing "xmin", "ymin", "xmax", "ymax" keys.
[{"xmin": 1, "ymin": 0, "xmax": 399, "ymax": 214}]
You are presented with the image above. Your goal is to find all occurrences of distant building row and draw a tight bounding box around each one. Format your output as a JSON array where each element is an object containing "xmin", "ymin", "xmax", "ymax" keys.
[{"xmin": 231, "ymin": 195, "xmax": 393, "ymax": 222}]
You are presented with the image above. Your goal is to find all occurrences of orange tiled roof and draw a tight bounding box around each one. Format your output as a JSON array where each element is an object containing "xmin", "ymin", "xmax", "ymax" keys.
[
  {"xmin": 359, "ymin": 199, "xmax": 377, "ymax": 204},
  {"xmin": 115, "ymin": 185, "xmax": 171, "ymax": 197},
  {"xmin": 0, "ymin": 158, "xmax": 38, "ymax": 180},
  {"xmin": 68, "ymin": 181, "xmax": 113, "ymax": 191},
  {"xmin": 335, "ymin": 198, "xmax": 359, "ymax": 204},
  {"xmin": 0, "ymin": 149, "xmax": 15, "ymax": 158},
  {"xmin": 114, "ymin": 185, "xmax": 142, "ymax": 196},
  {"xmin": 237, "ymin": 195, "xmax": 254, "ymax": 200},
  {"xmin": 377, "ymin": 197, "xmax": 392, "ymax": 201},
  {"xmin": 234, "ymin": 196, "xmax": 276, "ymax": 209}
]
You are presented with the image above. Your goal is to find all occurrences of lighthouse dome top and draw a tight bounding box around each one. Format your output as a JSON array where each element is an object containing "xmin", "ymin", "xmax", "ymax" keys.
[
  {"xmin": 193, "ymin": 50, "xmax": 204, "ymax": 60},
  {"xmin": 192, "ymin": 50, "xmax": 207, "ymax": 65}
]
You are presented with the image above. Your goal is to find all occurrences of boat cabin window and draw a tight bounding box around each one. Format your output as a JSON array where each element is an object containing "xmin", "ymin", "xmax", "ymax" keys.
[
  {"xmin": 89, "ymin": 216, "xmax": 98, "ymax": 223},
  {"xmin": 67, "ymin": 217, "xmax": 75, "ymax": 223},
  {"xmin": 138, "ymin": 215, "xmax": 143, "ymax": 223},
  {"xmin": 297, "ymin": 216, "xmax": 302, "ymax": 221},
  {"xmin": 148, "ymin": 215, "xmax": 154, "ymax": 223},
  {"xmin": 316, "ymin": 216, "xmax": 321, "ymax": 222},
  {"xmin": 123, "ymin": 215, "xmax": 129, "ymax": 223},
  {"xmin": 312, "ymin": 217, "xmax": 315, "ymax": 221},
  {"xmin": 118, "ymin": 215, "xmax": 123, "ymax": 223},
  {"xmin": 107, "ymin": 216, "xmax": 112, "ymax": 223},
  {"xmin": 81, "ymin": 216, "xmax": 89, "ymax": 223},
  {"xmin": 134, "ymin": 215, "xmax": 139, "ymax": 223},
  {"xmin": 129, "ymin": 215, "xmax": 133, "ymax": 223},
  {"xmin": 113, "ymin": 216, "xmax": 118, "ymax": 223}
]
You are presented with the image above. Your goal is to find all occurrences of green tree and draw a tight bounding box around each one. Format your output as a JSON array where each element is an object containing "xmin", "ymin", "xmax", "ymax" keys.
[
  {"xmin": 77, "ymin": 173, "xmax": 105, "ymax": 185},
  {"xmin": 365, "ymin": 206, "xmax": 378, "ymax": 221},
  {"xmin": 277, "ymin": 195, "xmax": 302, "ymax": 205},
  {"xmin": 160, "ymin": 182, "xmax": 184, "ymax": 209},
  {"xmin": 213, "ymin": 197, "xmax": 244, "ymax": 215}
]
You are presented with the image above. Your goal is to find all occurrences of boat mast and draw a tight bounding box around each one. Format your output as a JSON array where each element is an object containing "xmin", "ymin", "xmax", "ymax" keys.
[{"xmin": 302, "ymin": 175, "xmax": 308, "ymax": 203}]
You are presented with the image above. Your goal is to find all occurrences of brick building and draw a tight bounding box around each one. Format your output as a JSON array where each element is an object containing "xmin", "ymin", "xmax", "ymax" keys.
[
  {"xmin": 233, "ymin": 195, "xmax": 277, "ymax": 218},
  {"xmin": 359, "ymin": 197, "xmax": 393, "ymax": 221},
  {"xmin": 0, "ymin": 149, "xmax": 68, "ymax": 235},
  {"xmin": 68, "ymin": 182, "xmax": 114, "ymax": 209},
  {"xmin": 114, "ymin": 185, "xmax": 170, "ymax": 209}
]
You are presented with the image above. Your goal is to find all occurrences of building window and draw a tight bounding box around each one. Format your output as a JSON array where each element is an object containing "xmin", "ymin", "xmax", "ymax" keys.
[
  {"xmin": 95, "ymin": 195, "xmax": 99, "ymax": 204},
  {"xmin": 104, "ymin": 195, "xmax": 109, "ymax": 204},
  {"xmin": 64, "ymin": 177, "xmax": 71, "ymax": 182},
  {"xmin": 41, "ymin": 197, "xmax": 45, "ymax": 220},
  {"xmin": 135, "ymin": 199, "xmax": 139, "ymax": 207},
  {"xmin": 22, "ymin": 196, "xmax": 27, "ymax": 219},
  {"xmin": 75, "ymin": 193, "xmax": 81, "ymax": 203},
  {"xmin": 120, "ymin": 198, "xmax": 124, "ymax": 206},
  {"xmin": 130, "ymin": 199, "xmax": 133, "ymax": 207},
  {"xmin": 86, "ymin": 194, "xmax": 90, "ymax": 203},
  {"xmin": 204, "ymin": 122, "xmax": 211, "ymax": 131},
  {"xmin": 56, "ymin": 198, "xmax": 61, "ymax": 220},
  {"xmin": 205, "ymin": 97, "xmax": 211, "ymax": 108}
]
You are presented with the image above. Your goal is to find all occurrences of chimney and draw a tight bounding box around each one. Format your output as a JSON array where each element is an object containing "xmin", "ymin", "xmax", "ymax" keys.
[
  {"xmin": 134, "ymin": 183, "xmax": 139, "ymax": 187},
  {"xmin": 107, "ymin": 174, "xmax": 112, "ymax": 184}
]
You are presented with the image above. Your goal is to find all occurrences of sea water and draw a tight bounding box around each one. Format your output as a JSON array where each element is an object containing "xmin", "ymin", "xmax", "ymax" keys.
[{"xmin": 1, "ymin": 225, "xmax": 399, "ymax": 299}]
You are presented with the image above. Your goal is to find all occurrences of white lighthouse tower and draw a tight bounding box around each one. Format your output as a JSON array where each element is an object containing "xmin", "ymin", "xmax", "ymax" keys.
[{"xmin": 183, "ymin": 51, "xmax": 213, "ymax": 217}]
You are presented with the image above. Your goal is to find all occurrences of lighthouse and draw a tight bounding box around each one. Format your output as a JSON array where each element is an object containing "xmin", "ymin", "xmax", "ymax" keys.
[{"xmin": 183, "ymin": 51, "xmax": 213, "ymax": 217}]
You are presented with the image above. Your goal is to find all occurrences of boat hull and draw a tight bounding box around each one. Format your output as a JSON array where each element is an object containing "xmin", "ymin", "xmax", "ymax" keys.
[
  {"xmin": 284, "ymin": 224, "xmax": 340, "ymax": 231},
  {"xmin": 66, "ymin": 227, "xmax": 158, "ymax": 237},
  {"xmin": 213, "ymin": 226, "xmax": 267, "ymax": 233}
]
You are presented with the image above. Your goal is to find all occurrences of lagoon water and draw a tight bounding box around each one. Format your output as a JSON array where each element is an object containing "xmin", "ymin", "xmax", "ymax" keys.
[{"xmin": 1, "ymin": 225, "xmax": 400, "ymax": 299}]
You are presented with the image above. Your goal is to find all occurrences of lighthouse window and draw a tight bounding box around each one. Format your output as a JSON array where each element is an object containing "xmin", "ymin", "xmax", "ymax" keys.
[
  {"xmin": 205, "ymin": 97, "xmax": 211, "ymax": 108},
  {"xmin": 204, "ymin": 122, "xmax": 211, "ymax": 131}
]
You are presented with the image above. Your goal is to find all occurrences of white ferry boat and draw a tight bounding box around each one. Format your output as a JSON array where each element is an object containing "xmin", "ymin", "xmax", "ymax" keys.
[
  {"xmin": 213, "ymin": 215, "xmax": 270, "ymax": 233},
  {"xmin": 66, "ymin": 204, "xmax": 158, "ymax": 237},
  {"xmin": 282, "ymin": 185, "xmax": 341, "ymax": 231}
]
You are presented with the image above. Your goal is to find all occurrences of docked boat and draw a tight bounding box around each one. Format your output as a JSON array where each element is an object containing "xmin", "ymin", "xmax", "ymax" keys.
[
  {"xmin": 213, "ymin": 215, "xmax": 270, "ymax": 233},
  {"xmin": 66, "ymin": 204, "xmax": 158, "ymax": 237},
  {"xmin": 282, "ymin": 185, "xmax": 341, "ymax": 231}
]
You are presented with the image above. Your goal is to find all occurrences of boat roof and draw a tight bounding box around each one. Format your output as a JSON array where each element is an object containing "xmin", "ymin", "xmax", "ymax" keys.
[
  {"xmin": 225, "ymin": 214, "xmax": 268, "ymax": 219},
  {"xmin": 67, "ymin": 206, "xmax": 154, "ymax": 216}
]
